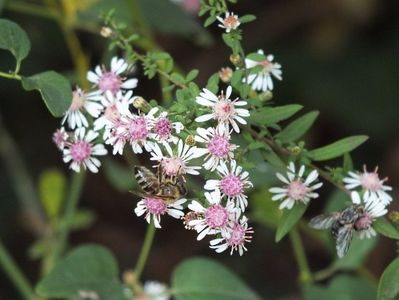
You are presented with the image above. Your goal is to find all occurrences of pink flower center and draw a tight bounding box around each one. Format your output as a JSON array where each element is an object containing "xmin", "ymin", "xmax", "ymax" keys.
[
  {"xmin": 70, "ymin": 141, "xmax": 92, "ymax": 162},
  {"xmin": 259, "ymin": 60, "xmax": 273, "ymax": 73},
  {"xmin": 223, "ymin": 15, "xmax": 239, "ymax": 29},
  {"xmin": 355, "ymin": 212, "xmax": 373, "ymax": 230},
  {"xmin": 155, "ymin": 117, "xmax": 172, "ymax": 138},
  {"xmin": 287, "ymin": 180, "xmax": 307, "ymax": 201},
  {"xmin": 227, "ymin": 223, "xmax": 246, "ymax": 246},
  {"xmin": 220, "ymin": 174, "xmax": 243, "ymax": 197},
  {"xmin": 360, "ymin": 172, "xmax": 382, "ymax": 191},
  {"xmin": 207, "ymin": 134, "xmax": 230, "ymax": 158},
  {"xmin": 213, "ymin": 99, "xmax": 234, "ymax": 122},
  {"xmin": 204, "ymin": 204, "xmax": 229, "ymax": 228},
  {"xmin": 53, "ymin": 129, "xmax": 67, "ymax": 148},
  {"xmin": 104, "ymin": 104, "xmax": 121, "ymax": 123},
  {"xmin": 161, "ymin": 157, "xmax": 184, "ymax": 176},
  {"xmin": 144, "ymin": 197, "xmax": 167, "ymax": 215},
  {"xmin": 98, "ymin": 71, "xmax": 122, "ymax": 94},
  {"xmin": 128, "ymin": 117, "xmax": 148, "ymax": 141},
  {"xmin": 70, "ymin": 90, "xmax": 85, "ymax": 111}
]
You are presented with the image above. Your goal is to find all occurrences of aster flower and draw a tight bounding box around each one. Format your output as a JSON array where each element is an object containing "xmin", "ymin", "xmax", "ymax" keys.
[
  {"xmin": 134, "ymin": 197, "xmax": 186, "ymax": 228},
  {"xmin": 195, "ymin": 86, "xmax": 249, "ymax": 133},
  {"xmin": 149, "ymin": 139, "xmax": 207, "ymax": 176},
  {"xmin": 153, "ymin": 111, "xmax": 184, "ymax": 143},
  {"xmin": 205, "ymin": 160, "xmax": 253, "ymax": 212},
  {"xmin": 62, "ymin": 128, "xmax": 107, "ymax": 173},
  {"xmin": 87, "ymin": 56, "xmax": 138, "ymax": 94},
  {"xmin": 216, "ymin": 12, "xmax": 240, "ymax": 33},
  {"xmin": 343, "ymin": 165, "xmax": 392, "ymax": 205},
  {"xmin": 210, "ymin": 215, "xmax": 253, "ymax": 256},
  {"xmin": 245, "ymin": 49, "xmax": 282, "ymax": 92},
  {"xmin": 52, "ymin": 127, "xmax": 68, "ymax": 150},
  {"xmin": 187, "ymin": 190, "xmax": 237, "ymax": 240},
  {"xmin": 142, "ymin": 281, "xmax": 170, "ymax": 300},
  {"xmin": 351, "ymin": 191, "xmax": 388, "ymax": 239},
  {"xmin": 195, "ymin": 126, "xmax": 238, "ymax": 171},
  {"xmin": 62, "ymin": 87, "xmax": 103, "ymax": 129},
  {"xmin": 269, "ymin": 162, "xmax": 323, "ymax": 210}
]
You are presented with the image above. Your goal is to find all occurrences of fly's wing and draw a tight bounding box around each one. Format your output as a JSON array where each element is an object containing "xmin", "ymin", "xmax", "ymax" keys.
[
  {"xmin": 309, "ymin": 212, "xmax": 340, "ymax": 230},
  {"xmin": 134, "ymin": 166, "xmax": 160, "ymax": 194},
  {"xmin": 335, "ymin": 224, "xmax": 354, "ymax": 258}
]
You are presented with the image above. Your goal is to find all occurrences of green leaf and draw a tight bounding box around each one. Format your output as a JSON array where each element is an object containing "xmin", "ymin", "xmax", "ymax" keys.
[
  {"xmin": 373, "ymin": 217, "xmax": 399, "ymax": 239},
  {"xmin": 58, "ymin": 209, "xmax": 96, "ymax": 231},
  {"xmin": 250, "ymin": 105, "xmax": 303, "ymax": 127},
  {"xmin": 103, "ymin": 159, "xmax": 135, "ymax": 192},
  {"xmin": 171, "ymin": 72, "xmax": 186, "ymax": 85},
  {"xmin": 251, "ymin": 188, "xmax": 281, "ymax": 228},
  {"xmin": 239, "ymin": 15, "xmax": 256, "ymax": 24},
  {"xmin": 333, "ymin": 236, "xmax": 377, "ymax": 269},
  {"xmin": 308, "ymin": 135, "xmax": 369, "ymax": 161},
  {"xmin": 186, "ymin": 69, "xmax": 199, "ymax": 82},
  {"xmin": 204, "ymin": 15, "xmax": 217, "ymax": 27},
  {"xmin": 21, "ymin": 71, "xmax": 72, "ymax": 117},
  {"xmin": 38, "ymin": 169, "xmax": 66, "ymax": 222},
  {"xmin": 0, "ymin": 18, "xmax": 31, "ymax": 65},
  {"xmin": 172, "ymin": 257, "xmax": 261, "ymax": 300},
  {"xmin": 206, "ymin": 73, "xmax": 219, "ymax": 94},
  {"xmin": 246, "ymin": 52, "xmax": 265, "ymax": 61},
  {"xmin": 377, "ymin": 257, "xmax": 399, "ymax": 300},
  {"xmin": 275, "ymin": 203, "xmax": 307, "ymax": 242},
  {"xmin": 275, "ymin": 111, "xmax": 319, "ymax": 143},
  {"xmin": 36, "ymin": 244, "xmax": 125, "ymax": 300},
  {"xmin": 343, "ymin": 153, "xmax": 354, "ymax": 172}
]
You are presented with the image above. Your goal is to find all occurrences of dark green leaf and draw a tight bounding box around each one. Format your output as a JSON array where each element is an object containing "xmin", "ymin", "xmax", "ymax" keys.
[
  {"xmin": 21, "ymin": 71, "xmax": 72, "ymax": 117},
  {"xmin": 246, "ymin": 52, "xmax": 265, "ymax": 61},
  {"xmin": 36, "ymin": 244, "xmax": 125, "ymax": 300},
  {"xmin": 377, "ymin": 257, "xmax": 399, "ymax": 300},
  {"xmin": 343, "ymin": 153, "xmax": 354, "ymax": 172},
  {"xmin": 204, "ymin": 15, "xmax": 217, "ymax": 27},
  {"xmin": 239, "ymin": 15, "xmax": 256, "ymax": 24},
  {"xmin": 171, "ymin": 72, "xmax": 186, "ymax": 85},
  {"xmin": 275, "ymin": 111, "xmax": 319, "ymax": 143},
  {"xmin": 308, "ymin": 135, "xmax": 369, "ymax": 161},
  {"xmin": 250, "ymin": 105, "xmax": 303, "ymax": 127},
  {"xmin": 373, "ymin": 218, "xmax": 399, "ymax": 240},
  {"xmin": 172, "ymin": 257, "xmax": 261, "ymax": 300},
  {"xmin": 0, "ymin": 18, "xmax": 30, "ymax": 64},
  {"xmin": 275, "ymin": 203, "xmax": 307, "ymax": 242},
  {"xmin": 251, "ymin": 188, "xmax": 281, "ymax": 228},
  {"xmin": 103, "ymin": 159, "xmax": 135, "ymax": 192},
  {"xmin": 186, "ymin": 69, "xmax": 199, "ymax": 82}
]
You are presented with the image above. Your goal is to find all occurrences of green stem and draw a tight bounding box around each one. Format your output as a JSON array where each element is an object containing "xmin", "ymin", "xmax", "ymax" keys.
[
  {"xmin": 4, "ymin": 0, "xmax": 58, "ymax": 19},
  {"xmin": 0, "ymin": 71, "xmax": 22, "ymax": 81},
  {"xmin": 46, "ymin": 172, "xmax": 85, "ymax": 272},
  {"xmin": 289, "ymin": 227, "xmax": 312, "ymax": 284},
  {"xmin": 0, "ymin": 239, "xmax": 37, "ymax": 300},
  {"xmin": 134, "ymin": 222, "xmax": 156, "ymax": 281}
]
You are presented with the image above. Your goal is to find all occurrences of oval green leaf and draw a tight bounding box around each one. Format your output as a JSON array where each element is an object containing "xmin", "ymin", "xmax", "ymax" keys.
[
  {"xmin": 373, "ymin": 217, "xmax": 399, "ymax": 240},
  {"xmin": 36, "ymin": 244, "xmax": 125, "ymax": 300},
  {"xmin": 275, "ymin": 203, "xmax": 307, "ymax": 242},
  {"xmin": 0, "ymin": 18, "xmax": 31, "ymax": 64},
  {"xmin": 172, "ymin": 257, "xmax": 261, "ymax": 300},
  {"xmin": 377, "ymin": 257, "xmax": 399, "ymax": 300},
  {"xmin": 308, "ymin": 135, "xmax": 368, "ymax": 161},
  {"xmin": 275, "ymin": 111, "xmax": 319, "ymax": 143},
  {"xmin": 21, "ymin": 71, "xmax": 72, "ymax": 117},
  {"xmin": 250, "ymin": 105, "xmax": 303, "ymax": 127}
]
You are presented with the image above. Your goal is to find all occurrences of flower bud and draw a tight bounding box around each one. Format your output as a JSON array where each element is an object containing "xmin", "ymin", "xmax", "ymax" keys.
[
  {"xmin": 122, "ymin": 270, "xmax": 137, "ymax": 285},
  {"xmin": 258, "ymin": 91, "xmax": 273, "ymax": 102},
  {"xmin": 218, "ymin": 67, "xmax": 233, "ymax": 83},
  {"xmin": 229, "ymin": 54, "xmax": 242, "ymax": 66},
  {"xmin": 185, "ymin": 135, "xmax": 196, "ymax": 146},
  {"xmin": 100, "ymin": 26, "xmax": 113, "ymax": 38},
  {"xmin": 133, "ymin": 96, "xmax": 152, "ymax": 113},
  {"xmin": 389, "ymin": 211, "xmax": 399, "ymax": 225},
  {"xmin": 290, "ymin": 146, "xmax": 301, "ymax": 155}
]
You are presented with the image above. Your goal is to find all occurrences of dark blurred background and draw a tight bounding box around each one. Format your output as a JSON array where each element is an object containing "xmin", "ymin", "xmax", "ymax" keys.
[{"xmin": 0, "ymin": 0, "xmax": 399, "ymax": 299}]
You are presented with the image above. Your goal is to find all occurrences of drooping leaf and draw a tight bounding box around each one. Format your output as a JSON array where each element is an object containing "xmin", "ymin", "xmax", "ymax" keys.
[
  {"xmin": 103, "ymin": 159, "xmax": 135, "ymax": 192},
  {"xmin": 377, "ymin": 257, "xmax": 399, "ymax": 300},
  {"xmin": 36, "ymin": 244, "xmax": 125, "ymax": 300},
  {"xmin": 0, "ymin": 18, "xmax": 31, "ymax": 65},
  {"xmin": 249, "ymin": 105, "xmax": 303, "ymax": 127},
  {"xmin": 275, "ymin": 111, "xmax": 319, "ymax": 143},
  {"xmin": 21, "ymin": 71, "xmax": 72, "ymax": 117},
  {"xmin": 373, "ymin": 218, "xmax": 399, "ymax": 240},
  {"xmin": 308, "ymin": 135, "xmax": 368, "ymax": 161},
  {"xmin": 275, "ymin": 203, "xmax": 307, "ymax": 242},
  {"xmin": 172, "ymin": 257, "xmax": 261, "ymax": 300}
]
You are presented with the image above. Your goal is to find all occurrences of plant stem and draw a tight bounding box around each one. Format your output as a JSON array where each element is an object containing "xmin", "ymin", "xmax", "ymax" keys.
[
  {"xmin": 0, "ymin": 239, "xmax": 37, "ymax": 300},
  {"xmin": 4, "ymin": 0, "xmax": 57, "ymax": 19},
  {"xmin": 134, "ymin": 222, "xmax": 156, "ymax": 281},
  {"xmin": 46, "ymin": 172, "xmax": 85, "ymax": 272},
  {"xmin": 0, "ymin": 71, "xmax": 22, "ymax": 81},
  {"xmin": 289, "ymin": 227, "xmax": 312, "ymax": 284}
]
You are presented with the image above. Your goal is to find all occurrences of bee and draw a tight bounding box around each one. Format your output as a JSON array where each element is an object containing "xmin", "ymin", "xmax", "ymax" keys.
[
  {"xmin": 133, "ymin": 165, "xmax": 187, "ymax": 204},
  {"xmin": 309, "ymin": 205, "xmax": 368, "ymax": 258}
]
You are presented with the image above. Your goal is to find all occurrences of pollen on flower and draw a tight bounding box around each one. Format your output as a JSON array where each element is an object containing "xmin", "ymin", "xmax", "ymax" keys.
[
  {"xmin": 259, "ymin": 59, "xmax": 274, "ymax": 73},
  {"xmin": 205, "ymin": 204, "xmax": 229, "ymax": 228},
  {"xmin": 70, "ymin": 141, "xmax": 92, "ymax": 162},
  {"xmin": 144, "ymin": 197, "xmax": 167, "ymax": 215},
  {"xmin": 287, "ymin": 180, "xmax": 307, "ymax": 201},
  {"xmin": 207, "ymin": 134, "xmax": 230, "ymax": 158},
  {"xmin": 220, "ymin": 174, "xmax": 243, "ymax": 197},
  {"xmin": 98, "ymin": 71, "xmax": 122, "ymax": 94},
  {"xmin": 213, "ymin": 97, "xmax": 234, "ymax": 122},
  {"xmin": 227, "ymin": 222, "xmax": 246, "ymax": 246},
  {"xmin": 128, "ymin": 117, "xmax": 148, "ymax": 140},
  {"xmin": 223, "ymin": 15, "xmax": 239, "ymax": 30},
  {"xmin": 161, "ymin": 157, "xmax": 184, "ymax": 176},
  {"xmin": 155, "ymin": 117, "xmax": 172, "ymax": 138},
  {"xmin": 360, "ymin": 166, "xmax": 386, "ymax": 192}
]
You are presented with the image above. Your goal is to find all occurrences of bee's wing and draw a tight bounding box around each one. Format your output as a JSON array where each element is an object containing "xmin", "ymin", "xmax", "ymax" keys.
[
  {"xmin": 309, "ymin": 212, "xmax": 340, "ymax": 230},
  {"xmin": 336, "ymin": 224, "xmax": 354, "ymax": 258},
  {"xmin": 134, "ymin": 165, "xmax": 160, "ymax": 193}
]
